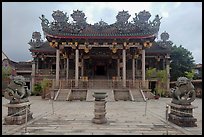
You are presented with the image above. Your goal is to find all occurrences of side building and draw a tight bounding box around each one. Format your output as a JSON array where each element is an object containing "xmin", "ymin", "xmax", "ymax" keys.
[{"xmin": 2, "ymin": 51, "xmax": 32, "ymax": 91}]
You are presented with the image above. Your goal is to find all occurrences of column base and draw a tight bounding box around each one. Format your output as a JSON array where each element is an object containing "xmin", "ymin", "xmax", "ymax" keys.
[{"xmin": 92, "ymin": 117, "xmax": 107, "ymax": 124}]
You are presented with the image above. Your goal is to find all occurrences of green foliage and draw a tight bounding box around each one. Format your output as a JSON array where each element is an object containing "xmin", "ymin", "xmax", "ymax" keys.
[
  {"xmin": 146, "ymin": 68, "xmax": 157, "ymax": 79},
  {"xmin": 146, "ymin": 68, "xmax": 168, "ymax": 97},
  {"xmin": 156, "ymin": 70, "xmax": 167, "ymax": 83},
  {"xmin": 2, "ymin": 66, "xmax": 12, "ymax": 80},
  {"xmin": 155, "ymin": 70, "xmax": 168, "ymax": 97},
  {"xmin": 40, "ymin": 78, "xmax": 52, "ymax": 98},
  {"xmin": 40, "ymin": 78, "xmax": 51, "ymax": 90},
  {"xmin": 155, "ymin": 82, "xmax": 166, "ymax": 97},
  {"xmin": 2, "ymin": 66, "xmax": 12, "ymax": 91},
  {"xmin": 185, "ymin": 69, "xmax": 195, "ymax": 80},
  {"xmin": 170, "ymin": 45, "xmax": 195, "ymax": 81},
  {"xmin": 33, "ymin": 83, "xmax": 42, "ymax": 96}
]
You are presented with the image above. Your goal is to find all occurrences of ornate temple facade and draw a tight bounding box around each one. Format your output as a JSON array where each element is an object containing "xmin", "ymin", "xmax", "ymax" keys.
[{"xmin": 29, "ymin": 10, "xmax": 173, "ymax": 97}]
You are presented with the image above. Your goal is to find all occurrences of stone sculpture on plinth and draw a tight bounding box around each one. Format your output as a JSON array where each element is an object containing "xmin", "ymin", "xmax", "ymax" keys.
[
  {"xmin": 168, "ymin": 77, "xmax": 197, "ymax": 127},
  {"xmin": 92, "ymin": 92, "xmax": 108, "ymax": 124},
  {"xmin": 3, "ymin": 75, "xmax": 33, "ymax": 125}
]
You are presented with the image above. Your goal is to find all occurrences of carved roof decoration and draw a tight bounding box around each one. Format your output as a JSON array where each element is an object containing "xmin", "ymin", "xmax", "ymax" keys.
[
  {"xmin": 157, "ymin": 31, "xmax": 173, "ymax": 49},
  {"xmin": 160, "ymin": 31, "xmax": 169, "ymax": 41},
  {"xmin": 116, "ymin": 10, "xmax": 131, "ymax": 24},
  {"xmin": 40, "ymin": 10, "xmax": 162, "ymax": 39},
  {"xmin": 71, "ymin": 9, "xmax": 87, "ymax": 24},
  {"xmin": 52, "ymin": 10, "xmax": 69, "ymax": 23},
  {"xmin": 28, "ymin": 32, "xmax": 44, "ymax": 48},
  {"xmin": 137, "ymin": 10, "xmax": 151, "ymax": 23}
]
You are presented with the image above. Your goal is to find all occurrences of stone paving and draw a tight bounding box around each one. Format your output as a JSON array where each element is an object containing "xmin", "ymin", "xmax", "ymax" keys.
[{"xmin": 2, "ymin": 96, "xmax": 202, "ymax": 135}]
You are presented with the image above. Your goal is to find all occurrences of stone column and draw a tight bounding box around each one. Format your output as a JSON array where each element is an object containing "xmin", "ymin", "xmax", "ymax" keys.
[
  {"xmin": 36, "ymin": 58, "xmax": 39, "ymax": 73},
  {"xmin": 122, "ymin": 42, "xmax": 127, "ymax": 87},
  {"xmin": 142, "ymin": 49, "xmax": 145, "ymax": 88},
  {"xmin": 66, "ymin": 58, "xmax": 69, "ymax": 80},
  {"xmin": 75, "ymin": 44, "xmax": 79, "ymax": 87},
  {"xmin": 56, "ymin": 49, "xmax": 60, "ymax": 88},
  {"xmin": 166, "ymin": 54, "xmax": 170, "ymax": 93},
  {"xmin": 31, "ymin": 59, "xmax": 36, "ymax": 92},
  {"xmin": 117, "ymin": 58, "xmax": 120, "ymax": 77},
  {"xmin": 132, "ymin": 57, "xmax": 135, "ymax": 87},
  {"xmin": 81, "ymin": 58, "xmax": 84, "ymax": 77},
  {"xmin": 135, "ymin": 58, "xmax": 138, "ymax": 79}
]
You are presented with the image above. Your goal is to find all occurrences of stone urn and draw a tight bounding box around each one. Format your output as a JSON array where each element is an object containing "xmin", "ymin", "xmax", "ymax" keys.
[
  {"xmin": 92, "ymin": 92, "xmax": 108, "ymax": 124},
  {"xmin": 92, "ymin": 92, "xmax": 108, "ymax": 101}
]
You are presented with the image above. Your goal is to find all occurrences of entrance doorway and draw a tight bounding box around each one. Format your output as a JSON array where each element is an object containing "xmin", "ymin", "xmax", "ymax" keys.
[
  {"xmin": 95, "ymin": 65, "xmax": 106, "ymax": 75},
  {"xmin": 149, "ymin": 81, "xmax": 156, "ymax": 94}
]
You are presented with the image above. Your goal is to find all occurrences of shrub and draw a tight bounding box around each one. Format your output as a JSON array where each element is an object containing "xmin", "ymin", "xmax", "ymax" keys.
[{"xmin": 32, "ymin": 83, "xmax": 42, "ymax": 96}]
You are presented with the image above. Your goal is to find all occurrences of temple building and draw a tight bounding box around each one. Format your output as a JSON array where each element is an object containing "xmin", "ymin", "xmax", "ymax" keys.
[{"xmin": 29, "ymin": 10, "xmax": 173, "ymax": 100}]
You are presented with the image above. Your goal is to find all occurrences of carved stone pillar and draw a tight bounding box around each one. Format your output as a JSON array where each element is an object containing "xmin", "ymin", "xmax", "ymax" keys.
[
  {"xmin": 117, "ymin": 58, "xmax": 120, "ymax": 77},
  {"xmin": 75, "ymin": 44, "xmax": 79, "ymax": 87},
  {"xmin": 122, "ymin": 42, "xmax": 127, "ymax": 87},
  {"xmin": 31, "ymin": 59, "xmax": 36, "ymax": 92},
  {"xmin": 142, "ymin": 49, "xmax": 145, "ymax": 88},
  {"xmin": 66, "ymin": 58, "xmax": 69, "ymax": 80},
  {"xmin": 81, "ymin": 58, "xmax": 84, "ymax": 77},
  {"xmin": 36, "ymin": 58, "xmax": 39, "ymax": 73},
  {"xmin": 56, "ymin": 49, "xmax": 60, "ymax": 88},
  {"xmin": 132, "ymin": 58, "xmax": 135, "ymax": 87},
  {"xmin": 135, "ymin": 58, "xmax": 138, "ymax": 79},
  {"xmin": 166, "ymin": 54, "xmax": 170, "ymax": 93}
]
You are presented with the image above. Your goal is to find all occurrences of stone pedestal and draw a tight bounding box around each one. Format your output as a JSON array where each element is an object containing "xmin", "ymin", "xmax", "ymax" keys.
[
  {"xmin": 3, "ymin": 102, "xmax": 33, "ymax": 125},
  {"xmin": 92, "ymin": 92, "xmax": 108, "ymax": 124},
  {"xmin": 168, "ymin": 103, "xmax": 197, "ymax": 127}
]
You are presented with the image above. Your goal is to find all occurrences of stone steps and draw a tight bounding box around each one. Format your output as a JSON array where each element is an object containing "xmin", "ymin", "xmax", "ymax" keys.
[
  {"xmin": 130, "ymin": 89, "xmax": 145, "ymax": 102},
  {"xmin": 55, "ymin": 89, "xmax": 71, "ymax": 101}
]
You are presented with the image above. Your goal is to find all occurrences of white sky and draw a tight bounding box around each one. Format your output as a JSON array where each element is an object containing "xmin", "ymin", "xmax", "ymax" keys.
[{"xmin": 2, "ymin": 2, "xmax": 202, "ymax": 64}]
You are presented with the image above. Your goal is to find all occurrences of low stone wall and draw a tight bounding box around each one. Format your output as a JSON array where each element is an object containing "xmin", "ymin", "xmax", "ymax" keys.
[
  {"xmin": 69, "ymin": 89, "xmax": 87, "ymax": 101},
  {"xmin": 114, "ymin": 89, "xmax": 131, "ymax": 101}
]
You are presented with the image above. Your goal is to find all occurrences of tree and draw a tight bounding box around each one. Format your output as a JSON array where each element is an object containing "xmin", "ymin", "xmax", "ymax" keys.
[
  {"xmin": 185, "ymin": 69, "xmax": 195, "ymax": 80},
  {"xmin": 155, "ymin": 70, "xmax": 168, "ymax": 97},
  {"xmin": 40, "ymin": 78, "xmax": 52, "ymax": 99},
  {"xmin": 146, "ymin": 68, "xmax": 168, "ymax": 97},
  {"xmin": 2, "ymin": 66, "xmax": 12, "ymax": 91},
  {"xmin": 170, "ymin": 45, "xmax": 195, "ymax": 81}
]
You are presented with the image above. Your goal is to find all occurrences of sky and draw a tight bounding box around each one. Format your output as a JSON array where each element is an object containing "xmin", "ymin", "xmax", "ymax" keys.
[{"xmin": 2, "ymin": 2, "xmax": 202, "ymax": 64}]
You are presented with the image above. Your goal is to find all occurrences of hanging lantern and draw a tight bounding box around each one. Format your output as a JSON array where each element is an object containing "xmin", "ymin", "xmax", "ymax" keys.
[
  {"xmin": 84, "ymin": 42, "xmax": 90, "ymax": 53},
  {"xmin": 63, "ymin": 52, "xmax": 67, "ymax": 58},
  {"xmin": 143, "ymin": 41, "xmax": 152, "ymax": 48},
  {"xmin": 112, "ymin": 47, "xmax": 117, "ymax": 53},
  {"xmin": 112, "ymin": 42, "xmax": 117, "ymax": 53},
  {"xmin": 68, "ymin": 42, "xmax": 73, "ymax": 45},
  {"xmin": 134, "ymin": 54, "xmax": 139, "ymax": 59},
  {"xmin": 49, "ymin": 42, "xmax": 53, "ymax": 47},
  {"xmin": 75, "ymin": 42, "xmax": 78, "ymax": 46},
  {"xmin": 62, "ymin": 42, "xmax": 67, "ymax": 45},
  {"xmin": 84, "ymin": 46, "xmax": 89, "ymax": 53},
  {"xmin": 50, "ymin": 40, "xmax": 58, "ymax": 48}
]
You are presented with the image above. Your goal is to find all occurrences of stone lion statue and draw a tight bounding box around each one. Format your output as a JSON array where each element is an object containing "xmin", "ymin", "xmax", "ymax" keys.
[
  {"xmin": 171, "ymin": 77, "xmax": 196, "ymax": 105},
  {"xmin": 4, "ymin": 75, "xmax": 31, "ymax": 104}
]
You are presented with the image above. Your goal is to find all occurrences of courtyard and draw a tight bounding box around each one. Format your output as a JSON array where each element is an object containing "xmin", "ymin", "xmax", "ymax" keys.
[{"xmin": 2, "ymin": 96, "xmax": 202, "ymax": 135}]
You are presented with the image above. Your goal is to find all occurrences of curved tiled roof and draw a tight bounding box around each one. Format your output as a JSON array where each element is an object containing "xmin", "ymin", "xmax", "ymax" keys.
[
  {"xmin": 29, "ymin": 41, "xmax": 56, "ymax": 53},
  {"xmin": 40, "ymin": 10, "xmax": 161, "ymax": 40}
]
